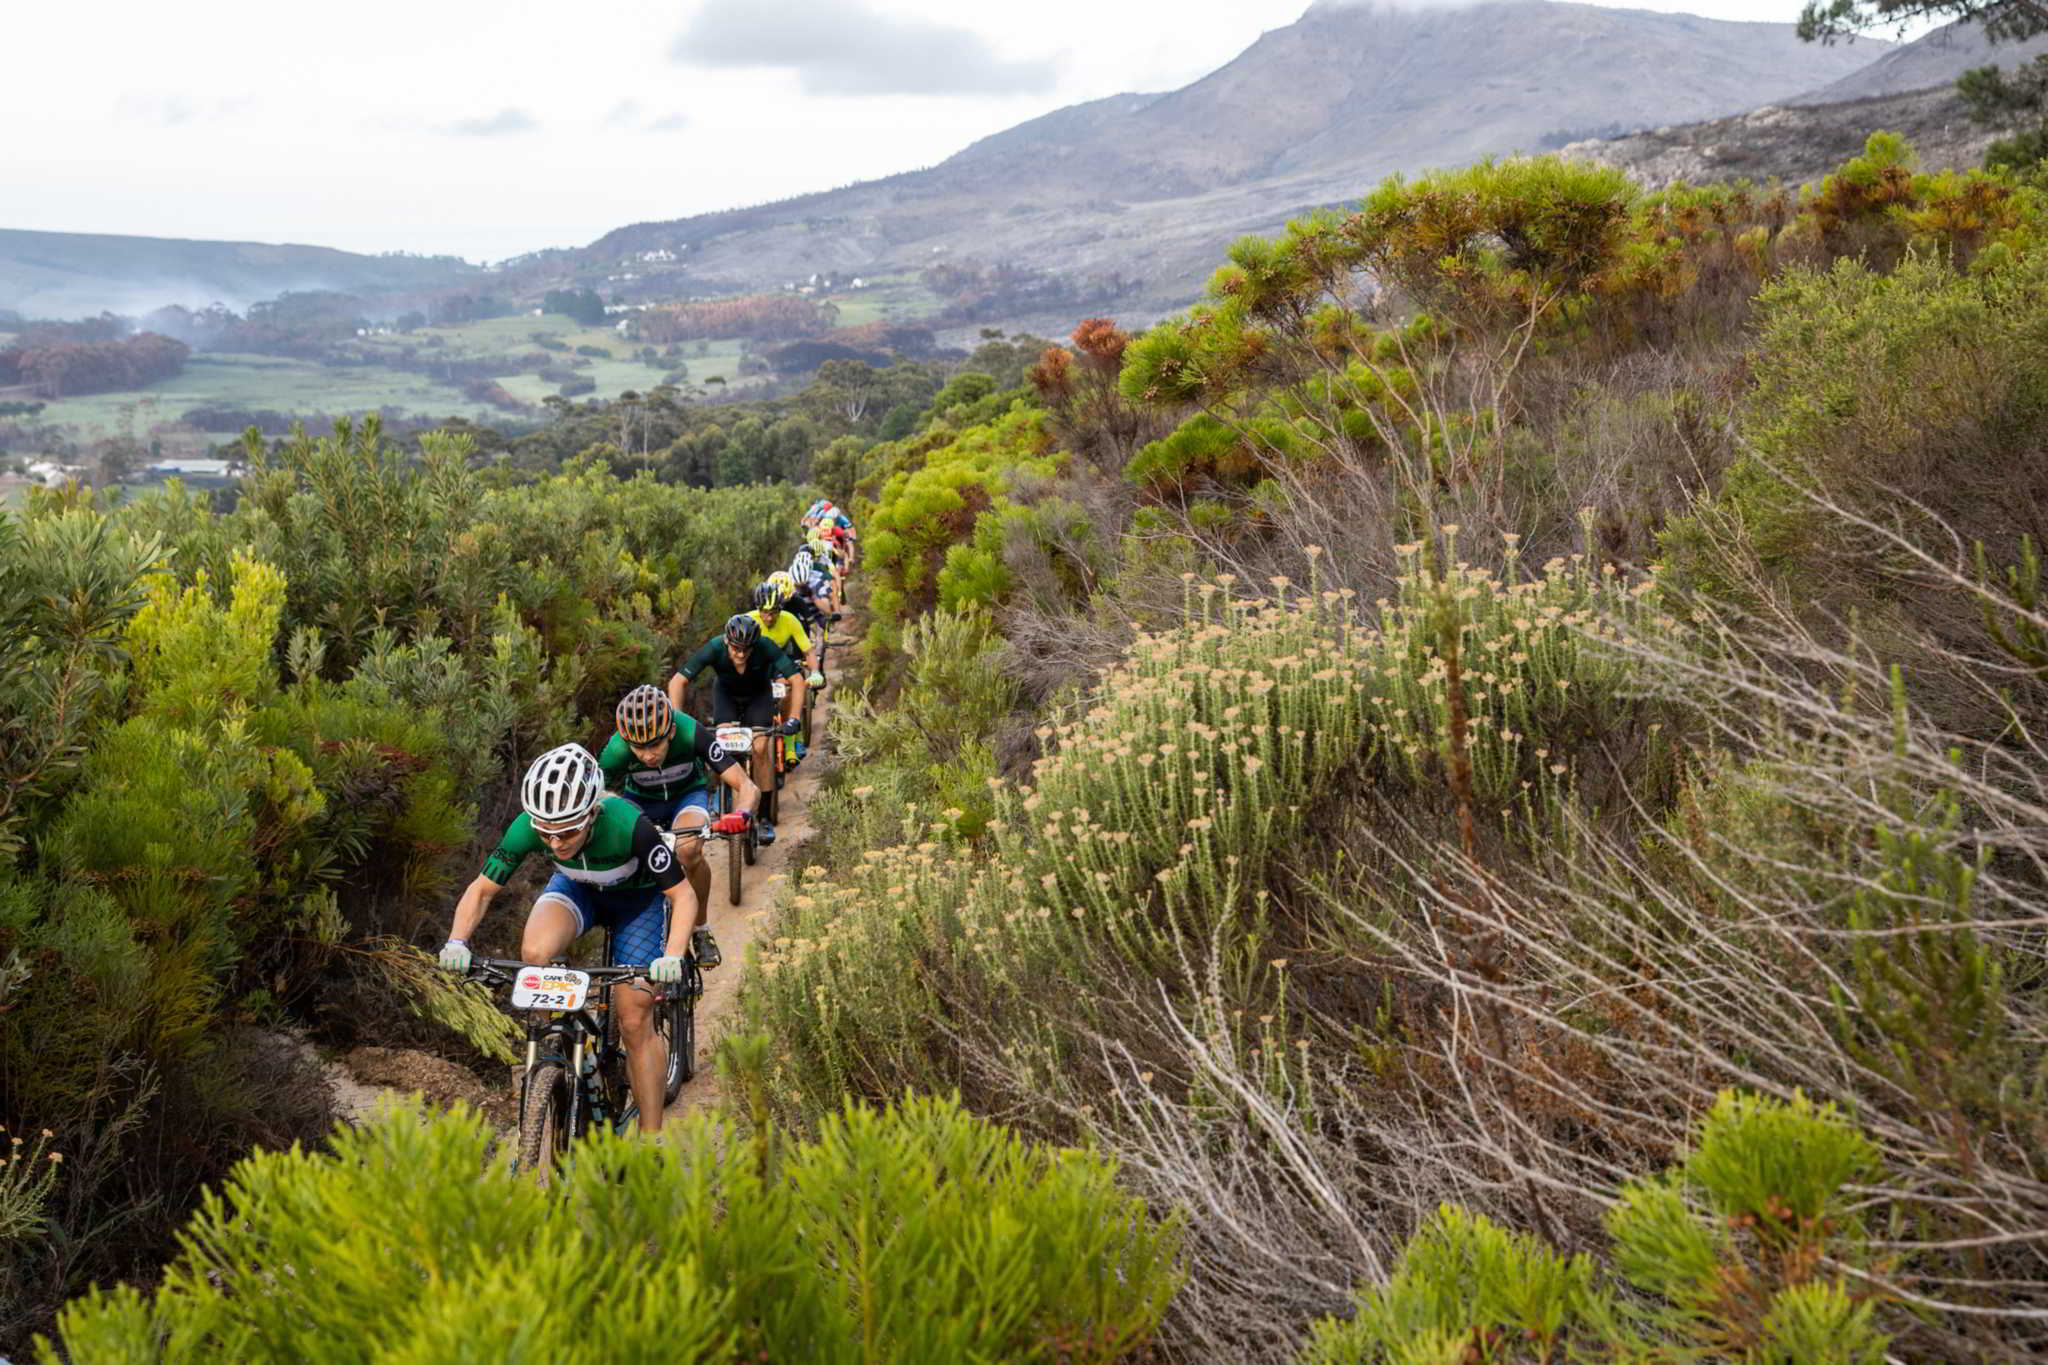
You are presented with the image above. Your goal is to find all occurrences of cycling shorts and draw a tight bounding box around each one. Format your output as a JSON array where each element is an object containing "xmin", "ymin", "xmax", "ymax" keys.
[
  {"xmin": 533, "ymin": 873, "xmax": 670, "ymax": 968},
  {"xmin": 623, "ymin": 785, "xmax": 712, "ymax": 829},
  {"xmin": 711, "ymin": 678, "xmax": 778, "ymax": 729}
]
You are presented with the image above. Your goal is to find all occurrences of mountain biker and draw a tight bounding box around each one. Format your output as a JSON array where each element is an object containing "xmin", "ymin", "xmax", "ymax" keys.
[
  {"xmin": 792, "ymin": 537, "xmax": 837, "ymax": 616},
  {"xmin": 599, "ymin": 684, "xmax": 760, "ymax": 943},
  {"xmin": 768, "ymin": 568, "xmax": 822, "ymax": 641},
  {"xmin": 770, "ymin": 567, "xmax": 833, "ymax": 693},
  {"xmin": 822, "ymin": 522, "xmax": 855, "ymax": 574},
  {"xmin": 438, "ymin": 743, "xmax": 735, "ymax": 1133},
  {"xmin": 749, "ymin": 580, "xmax": 824, "ymax": 762},
  {"xmin": 667, "ymin": 614, "xmax": 805, "ymax": 845},
  {"xmin": 806, "ymin": 501, "xmax": 857, "ymax": 567}
]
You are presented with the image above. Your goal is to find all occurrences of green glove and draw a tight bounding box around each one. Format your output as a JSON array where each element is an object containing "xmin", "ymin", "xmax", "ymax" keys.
[{"xmin": 438, "ymin": 939, "xmax": 471, "ymax": 973}]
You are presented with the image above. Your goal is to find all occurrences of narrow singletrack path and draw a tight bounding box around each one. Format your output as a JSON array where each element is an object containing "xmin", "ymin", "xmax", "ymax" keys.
[
  {"xmin": 323, "ymin": 615, "xmax": 852, "ymax": 1128},
  {"xmin": 666, "ymin": 616, "xmax": 848, "ymax": 1119}
]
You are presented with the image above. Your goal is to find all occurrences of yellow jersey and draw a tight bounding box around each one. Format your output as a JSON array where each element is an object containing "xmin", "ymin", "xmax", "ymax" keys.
[{"xmin": 749, "ymin": 608, "xmax": 812, "ymax": 658}]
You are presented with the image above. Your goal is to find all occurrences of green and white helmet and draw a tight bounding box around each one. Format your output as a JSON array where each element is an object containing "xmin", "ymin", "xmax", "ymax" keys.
[{"xmin": 521, "ymin": 743, "xmax": 603, "ymax": 829}]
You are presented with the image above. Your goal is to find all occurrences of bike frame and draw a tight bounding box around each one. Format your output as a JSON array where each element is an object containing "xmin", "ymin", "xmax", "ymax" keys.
[{"xmin": 470, "ymin": 950, "xmax": 698, "ymax": 1146}]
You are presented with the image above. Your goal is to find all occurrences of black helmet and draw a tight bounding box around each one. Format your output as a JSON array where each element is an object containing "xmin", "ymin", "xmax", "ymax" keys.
[
  {"xmin": 752, "ymin": 580, "xmax": 787, "ymax": 611},
  {"xmin": 724, "ymin": 613, "xmax": 762, "ymax": 650}
]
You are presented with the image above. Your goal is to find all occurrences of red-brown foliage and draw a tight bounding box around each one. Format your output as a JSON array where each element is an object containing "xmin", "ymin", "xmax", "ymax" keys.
[{"xmin": 635, "ymin": 295, "xmax": 831, "ymax": 344}]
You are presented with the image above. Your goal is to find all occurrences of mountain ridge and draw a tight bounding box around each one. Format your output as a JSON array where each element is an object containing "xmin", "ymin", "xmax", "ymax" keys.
[
  {"xmin": 578, "ymin": 1, "xmax": 1885, "ymax": 317},
  {"xmin": 0, "ymin": 227, "xmax": 476, "ymax": 320}
]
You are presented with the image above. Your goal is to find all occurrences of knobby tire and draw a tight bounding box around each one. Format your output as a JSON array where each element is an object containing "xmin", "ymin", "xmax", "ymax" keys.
[{"xmin": 516, "ymin": 1060, "xmax": 569, "ymax": 1185}]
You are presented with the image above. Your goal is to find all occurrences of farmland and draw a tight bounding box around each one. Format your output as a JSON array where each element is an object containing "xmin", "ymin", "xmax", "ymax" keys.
[{"xmin": 8, "ymin": 312, "xmax": 767, "ymax": 449}]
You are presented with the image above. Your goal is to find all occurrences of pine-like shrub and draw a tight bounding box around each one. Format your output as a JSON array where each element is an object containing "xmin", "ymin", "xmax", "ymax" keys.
[
  {"xmin": 45, "ymin": 1094, "xmax": 1180, "ymax": 1364},
  {"xmin": 1300, "ymin": 1091, "xmax": 1888, "ymax": 1363}
]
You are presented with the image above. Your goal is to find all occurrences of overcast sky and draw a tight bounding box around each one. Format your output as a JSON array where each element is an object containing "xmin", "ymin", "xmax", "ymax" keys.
[{"xmin": 4, "ymin": 0, "xmax": 1897, "ymax": 263}]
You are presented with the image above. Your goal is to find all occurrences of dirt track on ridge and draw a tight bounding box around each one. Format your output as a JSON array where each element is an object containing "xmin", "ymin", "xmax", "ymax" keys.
[
  {"xmin": 665, "ymin": 656, "xmax": 840, "ymax": 1118},
  {"xmin": 324, "ymin": 619, "xmax": 849, "ymax": 1127}
]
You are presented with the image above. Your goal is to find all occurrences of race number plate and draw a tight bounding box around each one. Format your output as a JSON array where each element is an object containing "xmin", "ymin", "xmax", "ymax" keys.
[
  {"xmin": 510, "ymin": 967, "xmax": 590, "ymax": 1012},
  {"xmin": 716, "ymin": 725, "xmax": 751, "ymax": 752},
  {"xmin": 771, "ymin": 679, "xmax": 788, "ymax": 700}
]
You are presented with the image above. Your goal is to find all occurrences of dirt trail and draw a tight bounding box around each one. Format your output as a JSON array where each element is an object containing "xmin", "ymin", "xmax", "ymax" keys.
[
  {"xmin": 666, "ymin": 657, "xmax": 841, "ymax": 1117},
  {"xmin": 323, "ymin": 617, "xmax": 849, "ymax": 1125}
]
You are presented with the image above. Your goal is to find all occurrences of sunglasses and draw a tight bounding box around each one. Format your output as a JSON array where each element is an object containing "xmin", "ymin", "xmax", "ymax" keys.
[{"xmin": 534, "ymin": 819, "xmax": 592, "ymax": 846}]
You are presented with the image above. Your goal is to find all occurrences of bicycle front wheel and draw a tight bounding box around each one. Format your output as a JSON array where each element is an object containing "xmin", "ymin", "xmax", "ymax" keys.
[
  {"xmin": 662, "ymin": 978, "xmax": 698, "ymax": 1100},
  {"xmin": 727, "ymin": 830, "xmax": 744, "ymax": 904},
  {"xmin": 516, "ymin": 1061, "xmax": 570, "ymax": 1184}
]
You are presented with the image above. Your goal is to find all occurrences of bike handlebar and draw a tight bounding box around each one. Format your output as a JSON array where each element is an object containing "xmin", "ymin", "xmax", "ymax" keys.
[{"xmin": 466, "ymin": 958, "xmax": 650, "ymax": 986}]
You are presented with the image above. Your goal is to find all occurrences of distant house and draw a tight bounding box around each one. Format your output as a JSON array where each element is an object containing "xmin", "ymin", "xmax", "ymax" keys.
[
  {"xmin": 143, "ymin": 458, "xmax": 241, "ymax": 487},
  {"xmin": 27, "ymin": 459, "xmax": 79, "ymax": 486}
]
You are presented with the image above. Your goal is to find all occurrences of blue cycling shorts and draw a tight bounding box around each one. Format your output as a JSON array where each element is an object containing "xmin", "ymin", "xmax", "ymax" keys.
[
  {"xmin": 533, "ymin": 872, "xmax": 671, "ymax": 968},
  {"xmin": 623, "ymin": 785, "xmax": 713, "ymax": 829}
]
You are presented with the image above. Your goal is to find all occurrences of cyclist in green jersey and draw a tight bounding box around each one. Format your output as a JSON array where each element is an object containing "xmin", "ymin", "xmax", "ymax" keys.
[
  {"xmin": 438, "ymin": 743, "xmax": 738, "ymax": 1131},
  {"xmin": 667, "ymin": 614, "xmax": 805, "ymax": 844},
  {"xmin": 600, "ymin": 684, "xmax": 760, "ymax": 948}
]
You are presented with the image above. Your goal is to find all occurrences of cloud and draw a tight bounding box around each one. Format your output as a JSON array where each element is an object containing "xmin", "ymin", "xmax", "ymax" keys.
[
  {"xmin": 117, "ymin": 93, "xmax": 254, "ymax": 127},
  {"xmin": 441, "ymin": 107, "xmax": 539, "ymax": 136},
  {"xmin": 671, "ymin": 0, "xmax": 1059, "ymax": 96},
  {"xmin": 600, "ymin": 99, "xmax": 688, "ymax": 133}
]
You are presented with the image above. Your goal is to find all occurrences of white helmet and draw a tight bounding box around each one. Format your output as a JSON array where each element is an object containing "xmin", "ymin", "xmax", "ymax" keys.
[{"xmin": 521, "ymin": 743, "xmax": 603, "ymax": 829}]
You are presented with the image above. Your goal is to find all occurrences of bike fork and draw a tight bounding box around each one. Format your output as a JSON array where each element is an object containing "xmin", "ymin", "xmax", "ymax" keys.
[{"xmin": 568, "ymin": 1036, "xmax": 588, "ymax": 1136}]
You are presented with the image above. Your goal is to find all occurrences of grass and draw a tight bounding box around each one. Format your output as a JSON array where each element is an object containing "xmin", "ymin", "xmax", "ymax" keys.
[
  {"xmin": 19, "ymin": 317, "xmax": 773, "ymax": 447},
  {"xmin": 32, "ymin": 354, "xmax": 505, "ymax": 440},
  {"xmin": 10, "ymin": 308, "xmax": 794, "ymax": 454},
  {"xmin": 823, "ymin": 275, "xmax": 942, "ymax": 329}
]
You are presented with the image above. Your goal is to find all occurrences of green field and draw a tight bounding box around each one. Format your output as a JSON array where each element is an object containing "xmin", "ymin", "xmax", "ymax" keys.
[
  {"xmin": 32, "ymin": 354, "xmax": 504, "ymax": 444},
  {"xmin": 18, "ymin": 313, "xmax": 767, "ymax": 451},
  {"xmin": 823, "ymin": 275, "xmax": 941, "ymax": 328}
]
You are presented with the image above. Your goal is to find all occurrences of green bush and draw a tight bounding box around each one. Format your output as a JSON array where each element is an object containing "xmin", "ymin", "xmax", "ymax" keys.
[
  {"xmin": 1662, "ymin": 250, "xmax": 2048, "ymax": 622},
  {"xmin": 0, "ymin": 421, "xmax": 808, "ymax": 1345},
  {"xmin": 1301, "ymin": 1092, "xmax": 1887, "ymax": 1363},
  {"xmin": 861, "ymin": 407, "xmax": 1060, "ymax": 664},
  {"xmin": 46, "ymin": 1093, "xmax": 1181, "ymax": 1364}
]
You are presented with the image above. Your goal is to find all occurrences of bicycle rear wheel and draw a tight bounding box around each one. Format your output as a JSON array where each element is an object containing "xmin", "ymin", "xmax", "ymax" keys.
[
  {"xmin": 761, "ymin": 754, "xmax": 780, "ymax": 826},
  {"xmin": 516, "ymin": 1061, "xmax": 570, "ymax": 1184}
]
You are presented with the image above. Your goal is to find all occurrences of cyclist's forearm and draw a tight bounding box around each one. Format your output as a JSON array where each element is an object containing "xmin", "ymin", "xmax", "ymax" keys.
[
  {"xmin": 448, "ymin": 876, "xmax": 501, "ymax": 943},
  {"xmin": 662, "ymin": 884, "xmax": 693, "ymax": 956},
  {"xmin": 720, "ymin": 762, "xmax": 759, "ymax": 814},
  {"xmin": 666, "ymin": 671, "xmax": 688, "ymax": 711}
]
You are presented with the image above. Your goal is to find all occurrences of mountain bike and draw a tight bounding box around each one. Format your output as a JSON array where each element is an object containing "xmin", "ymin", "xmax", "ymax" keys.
[
  {"xmin": 465, "ymin": 943, "xmax": 701, "ymax": 1180},
  {"xmin": 802, "ymin": 624, "xmax": 843, "ymax": 749},
  {"xmin": 764, "ymin": 680, "xmax": 795, "ymax": 827},
  {"xmin": 695, "ymin": 767, "xmax": 756, "ymax": 905}
]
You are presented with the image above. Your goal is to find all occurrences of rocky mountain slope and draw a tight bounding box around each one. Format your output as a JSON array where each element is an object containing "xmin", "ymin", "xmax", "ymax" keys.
[
  {"xmin": 1792, "ymin": 18, "xmax": 2048, "ymax": 104},
  {"xmin": 581, "ymin": 0, "xmax": 1884, "ymax": 316},
  {"xmin": 1561, "ymin": 18, "xmax": 2048, "ymax": 191},
  {"xmin": 1560, "ymin": 85, "xmax": 1996, "ymax": 189},
  {"xmin": 0, "ymin": 228, "xmax": 475, "ymax": 319}
]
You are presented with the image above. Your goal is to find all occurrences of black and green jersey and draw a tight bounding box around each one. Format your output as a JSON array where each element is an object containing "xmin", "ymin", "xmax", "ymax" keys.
[
  {"xmin": 597, "ymin": 706, "xmax": 731, "ymax": 800},
  {"xmin": 481, "ymin": 795, "xmax": 684, "ymax": 893},
  {"xmin": 675, "ymin": 634, "xmax": 800, "ymax": 700}
]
